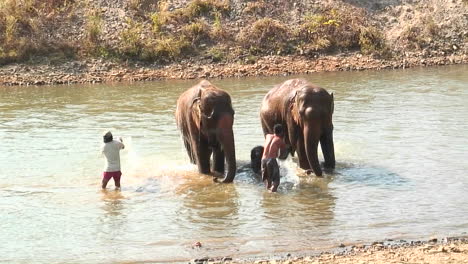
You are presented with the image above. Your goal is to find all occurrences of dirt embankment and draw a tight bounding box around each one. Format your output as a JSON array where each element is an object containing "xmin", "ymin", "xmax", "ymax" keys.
[{"xmin": 0, "ymin": 0, "xmax": 467, "ymax": 86}]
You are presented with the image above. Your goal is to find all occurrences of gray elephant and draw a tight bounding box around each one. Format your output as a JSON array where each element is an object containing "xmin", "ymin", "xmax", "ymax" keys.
[
  {"xmin": 260, "ymin": 79, "xmax": 335, "ymax": 176},
  {"xmin": 175, "ymin": 80, "xmax": 237, "ymax": 183}
]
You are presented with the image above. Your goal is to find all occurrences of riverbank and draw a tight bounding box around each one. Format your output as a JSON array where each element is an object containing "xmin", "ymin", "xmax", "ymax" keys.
[
  {"xmin": 0, "ymin": 52, "xmax": 466, "ymax": 86},
  {"xmin": 196, "ymin": 236, "xmax": 468, "ymax": 264}
]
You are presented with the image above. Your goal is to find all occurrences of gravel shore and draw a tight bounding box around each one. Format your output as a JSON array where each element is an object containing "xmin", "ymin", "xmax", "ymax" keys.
[
  {"xmin": 0, "ymin": 53, "xmax": 466, "ymax": 86},
  {"xmin": 192, "ymin": 236, "xmax": 468, "ymax": 264}
]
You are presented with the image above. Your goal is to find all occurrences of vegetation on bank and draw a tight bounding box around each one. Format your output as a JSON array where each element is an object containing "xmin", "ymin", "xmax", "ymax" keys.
[{"xmin": 0, "ymin": 0, "xmax": 463, "ymax": 66}]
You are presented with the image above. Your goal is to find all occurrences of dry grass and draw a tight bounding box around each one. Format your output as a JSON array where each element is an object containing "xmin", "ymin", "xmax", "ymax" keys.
[
  {"xmin": 243, "ymin": 1, "xmax": 267, "ymax": 16},
  {"xmin": 1, "ymin": 0, "xmax": 458, "ymax": 65},
  {"xmin": 400, "ymin": 16, "xmax": 439, "ymax": 50},
  {"xmin": 181, "ymin": 20, "xmax": 211, "ymax": 46},
  {"xmin": 295, "ymin": 7, "xmax": 366, "ymax": 52},
  {"xmin": 238, "ymin": 18, "xmax": 290, "ymax": 55},
  {"xmin": 359, "ymin": 26, "xmax": 391, "ymax": 58},
  {"xmin": 118, "ymin": 18, "xmax": 144, "ymax": 58},
  {"xmin": 0, "ymin": 0, "xmax": 76, "ymax": 64}
]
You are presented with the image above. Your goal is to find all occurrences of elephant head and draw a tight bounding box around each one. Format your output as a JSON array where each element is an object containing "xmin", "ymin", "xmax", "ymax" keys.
[
  {"xmin": 176, "ymin": 80, "xmax": 237, "ymax": 183},
  {"xmin": 287, "ymin": 84, "xmax": 335, "ymax": 176}
]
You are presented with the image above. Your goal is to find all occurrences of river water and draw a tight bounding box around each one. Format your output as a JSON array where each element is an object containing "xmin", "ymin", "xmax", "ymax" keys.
[{"xmin": 0, "ymin": 65, "xmax": 467, "ymax": 263}]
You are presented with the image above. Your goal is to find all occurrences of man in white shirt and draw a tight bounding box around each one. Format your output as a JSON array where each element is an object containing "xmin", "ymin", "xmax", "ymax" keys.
[{"xmin": 101, "ymin": 131, "xmax": 125, "ymax": 190}]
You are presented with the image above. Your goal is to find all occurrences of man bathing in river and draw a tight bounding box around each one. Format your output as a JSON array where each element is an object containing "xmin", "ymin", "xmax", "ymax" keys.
[
  {"xmin": 101, "ymin": 131, "xmax": 125, "ymax": 190},
  {"xmin": 261, "ymin": 124, "xmax": 289, "ymax": 192}
]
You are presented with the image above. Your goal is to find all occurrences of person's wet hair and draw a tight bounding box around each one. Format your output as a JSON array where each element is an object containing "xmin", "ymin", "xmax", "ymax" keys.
[
  {"xmin": 103, "ymin": 131, "xmax": 113, "ymax": 143},
  {"xmin": 273, "ymin": 124, "xmax": 283, "ymax": 135}
]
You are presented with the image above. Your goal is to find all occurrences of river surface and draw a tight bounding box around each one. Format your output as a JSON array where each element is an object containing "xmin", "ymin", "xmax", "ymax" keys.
[{"xmin": 0, "ymin": 65, "xmax": 467, "ymax": 263}]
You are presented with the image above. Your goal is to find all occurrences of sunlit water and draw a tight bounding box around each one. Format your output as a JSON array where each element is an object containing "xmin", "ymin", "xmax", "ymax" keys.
[{"xmin": 0, "ymin": 65, "xmax": 467, "ymax": 263}]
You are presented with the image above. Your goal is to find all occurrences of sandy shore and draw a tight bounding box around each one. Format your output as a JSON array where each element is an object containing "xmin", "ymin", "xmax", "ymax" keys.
[
  {"xmin": 191, "ymin": 236, "xmax": 468, "ymax": 264},
  {"xmin": 0, "ymin": 53, "xmax": 467, "ymax": 86}
]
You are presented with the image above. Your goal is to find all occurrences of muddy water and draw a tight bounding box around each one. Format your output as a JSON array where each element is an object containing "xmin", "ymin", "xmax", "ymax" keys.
[{"xmin": 0, "ymin": 65, "xmax": 467, "ymax": 263}]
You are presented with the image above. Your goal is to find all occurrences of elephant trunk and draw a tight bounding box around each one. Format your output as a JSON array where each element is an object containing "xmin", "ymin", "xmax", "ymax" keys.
[
  {"xmin": 304, "ymin": 124, "xmax": 322, "ymax": 176},
  {"xmin": 217, "ymin": 114, "xmax": 237, "ymax": 183}
]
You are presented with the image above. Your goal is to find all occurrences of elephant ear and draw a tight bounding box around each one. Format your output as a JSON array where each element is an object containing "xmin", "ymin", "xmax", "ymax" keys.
[
  {"xmin": 191, "ymin": 88, "xmax": 203, "ymax": 130},
  {"xmin": 289, "ymin": 90, "xmax": 301, "ymax": 126}
]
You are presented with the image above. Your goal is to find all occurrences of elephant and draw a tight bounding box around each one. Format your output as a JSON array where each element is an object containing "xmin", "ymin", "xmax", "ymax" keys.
[
  {"xmin": 175, "ymin": 80, "xmax": 237, "ymax": 183},
  {"xmin": 260, "ymin": 78, "xmax": 335, "ymax": 176}
]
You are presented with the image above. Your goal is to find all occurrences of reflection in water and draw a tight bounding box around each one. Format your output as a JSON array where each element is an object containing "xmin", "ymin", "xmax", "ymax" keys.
[
  {"xmin": 98, "ymin": 190, "xmax": 127, "ymax": 237},
  {"xmin": 180, "ymin": 175, "xmax": 240, "ymax": 231},
  {"xmin": 101, "ymin": 189, "xmax": 125, "ymax": 215}
]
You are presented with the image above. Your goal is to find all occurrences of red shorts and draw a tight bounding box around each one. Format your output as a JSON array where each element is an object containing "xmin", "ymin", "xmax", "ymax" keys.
[{"xmin": 103, "ymin": 171, "xmax": 122, "ymax": 181}]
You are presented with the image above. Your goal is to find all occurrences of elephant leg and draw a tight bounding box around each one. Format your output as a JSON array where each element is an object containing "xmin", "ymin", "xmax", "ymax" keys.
[
  {"xmin": 183, "ymin": 137, "xmax": 195, "ymax": 164},
  {"xmin": 199, "ymin": 138, "xmax": 212, "ymax": 174},
  {"xmin": 191, "ymin": 134, "xmax": 211, "ymax": 174},
  {"xmin": 212, "ymin": 147, "xmax": 225, "ymax": 174}
]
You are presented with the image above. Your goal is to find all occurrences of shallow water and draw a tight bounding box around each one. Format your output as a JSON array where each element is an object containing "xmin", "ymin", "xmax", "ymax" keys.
[{"xmin": 0, "ymin": 65, "xmax": 467, "ymax": 263}]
